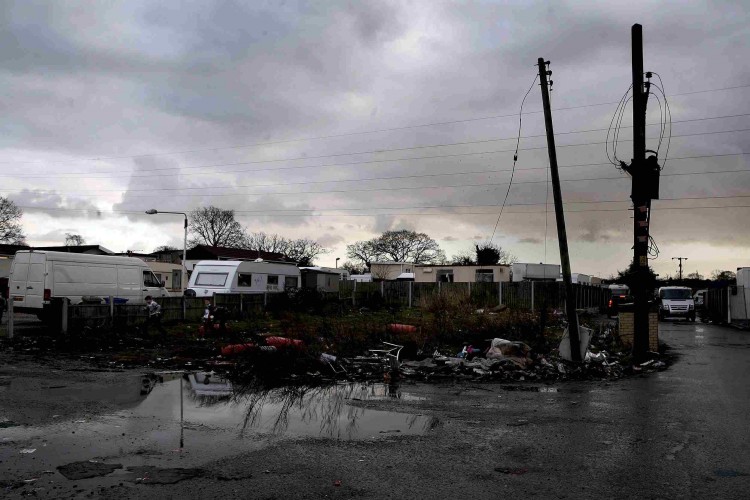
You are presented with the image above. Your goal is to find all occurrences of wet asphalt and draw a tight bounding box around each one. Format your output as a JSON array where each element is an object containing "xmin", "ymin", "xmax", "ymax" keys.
[{"xmin": 1, "ymin": 319, "xmax": 749, "ymax": 499}]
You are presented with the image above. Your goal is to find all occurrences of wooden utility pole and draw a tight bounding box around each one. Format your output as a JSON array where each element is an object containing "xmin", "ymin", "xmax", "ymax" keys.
[
  {"xmin": 672, "ymin": 257, "xmax": 688, "ymax": 280},
  {"xmin": 538, "ymin": 58, "xmax": 581, "ymax": 362},
  {"xmin": 630, "ymin": 24, "xmax": 651, "ymax": 360}
]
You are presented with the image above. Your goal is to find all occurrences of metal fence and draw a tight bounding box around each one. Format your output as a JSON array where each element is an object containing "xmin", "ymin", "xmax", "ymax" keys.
[
  {"xmin": 20, "ymin": 280, "xmax": 610, "ymax": 334},
  {"xmin": 339, "ymin": 280, "xmax": 609, "ymax": 311}
]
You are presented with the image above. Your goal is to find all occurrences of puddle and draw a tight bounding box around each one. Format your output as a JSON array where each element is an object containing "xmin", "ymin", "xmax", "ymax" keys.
[
  {"xmin": 0, "ymin": 375, "xmax": 435, "ymax": 481},
  {"xmin": 501, "ymin": 385, "xmax": 559, "ymax": 393}
]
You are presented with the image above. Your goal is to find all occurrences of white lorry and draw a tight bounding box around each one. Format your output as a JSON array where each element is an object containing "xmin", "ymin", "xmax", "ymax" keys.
[
  {"xmin": 184, "ymin": 260, "xmax": 300, "ymax": 298},
  {"xmin": 8, "ymin": 250, "xmax": 170, "ymax": 320}
]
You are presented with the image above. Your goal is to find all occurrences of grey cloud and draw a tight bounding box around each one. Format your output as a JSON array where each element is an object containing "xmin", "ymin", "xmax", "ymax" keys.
[
  {"xmin": 518, "ymin": 237, "xmax": 543, "ymax": 244},
  {"xmin": 11, "ymin": 189, "xmax": 103, "ymax": 219}
]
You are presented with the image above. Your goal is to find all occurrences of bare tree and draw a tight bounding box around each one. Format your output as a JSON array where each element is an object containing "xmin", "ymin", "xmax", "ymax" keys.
[
  {"xmin": 188, "ymin": 206, "xmax": 246, "ymax": 248},
  {"xmin": 450, "ymin": 250, "xmax": 476, "ymax": 265},
  {"xmin": 244, "ymin": 231, "xmax": 328, "ymax": 266},
  {"xmin": 64, "ymin": 233, "xmax": 86, "ymax": 246},
  {"xmin": 282, "ymin": 238, "xmax": 327, "ymax": 267},
  {"xmin": 0, "ymin": 196, "xmax": 25, "ymax": 244},
  {"xmin": 345, "ymin": 240, "xmax": 382, "ymax": 267},
  {"xmin": 244, "ymin": 232, "xmax": 289, "ymax": 254},
  {"xmin": 153, "ymin": 245, "xmax": 178, "ymax": 252},
  {"xmin": 686, "ymin": 271, "xmax": 704, "ymax": 280},
  {"xmin": 377, "ymin": 230, "xmax": 443, "ymax": 263}
]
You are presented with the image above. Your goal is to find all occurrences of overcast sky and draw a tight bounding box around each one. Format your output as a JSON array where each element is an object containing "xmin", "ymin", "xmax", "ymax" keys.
[{"xmin": 1, "ymin": 0, "xmax": 748, "ymax": 278}]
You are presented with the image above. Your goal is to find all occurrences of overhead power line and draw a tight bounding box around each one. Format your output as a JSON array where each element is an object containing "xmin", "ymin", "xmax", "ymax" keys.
[
  {"xmin": 16, "ymin": 203, "xmax": 750, "ymax": 218},
  {"xmin": 4, "ymin": 151, "xmax": 748, "ymax": 196},
  {"xmin": 4, "ymin": 124, "xmax": 750, "ymax": 181},
  {"xmin": 1, "ymin": 82, "xmax": 748, "ymax": 166},
  {"xmin": 7, "ymin": 167, "xmax": 750, "ymax": 201}
]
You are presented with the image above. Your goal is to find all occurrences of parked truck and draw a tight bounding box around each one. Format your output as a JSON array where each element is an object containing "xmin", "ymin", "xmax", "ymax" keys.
[{"xmin": 8, "ymin": 250, "xmax": 170, "ymax": 321}]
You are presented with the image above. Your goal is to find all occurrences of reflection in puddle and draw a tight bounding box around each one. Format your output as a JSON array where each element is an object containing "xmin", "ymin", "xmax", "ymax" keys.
[
  {"xmin": 0, "ymin": 375, "xmax": 436, "ymax": 477},
  {"xmin": 225, "ymin": 382, "xmax": 434, "ymax": 439}
]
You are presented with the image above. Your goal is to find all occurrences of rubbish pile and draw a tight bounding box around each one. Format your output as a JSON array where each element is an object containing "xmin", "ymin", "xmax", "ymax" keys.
[{"xmin": 333, "ymin": 322, "xmax": 668, "ymax": 382}]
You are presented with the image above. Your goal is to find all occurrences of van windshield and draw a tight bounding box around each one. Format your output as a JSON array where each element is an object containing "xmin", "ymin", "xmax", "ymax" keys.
[
  {"xmin": 661, "ymin": 289, "xmax": 692, "ymax": 299},
  {"xmin": 195, "ymin": 272, "xmax": 228, "ymax": 287}
]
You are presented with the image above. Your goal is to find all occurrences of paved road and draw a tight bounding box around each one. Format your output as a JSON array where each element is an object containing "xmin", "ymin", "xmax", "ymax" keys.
[{"xmin": 1, "ymin": 320, "xmax": 748, "ymax": 499}]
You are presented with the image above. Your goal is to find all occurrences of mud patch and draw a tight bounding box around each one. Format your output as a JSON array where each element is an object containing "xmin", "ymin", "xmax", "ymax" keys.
[
  {"xmin": 127, "ymin": 466, "xmax": 204, "ymax": 484},
  {"xmin": 57, "ymin": 461, "xmax": 123, "ymax": 480}
]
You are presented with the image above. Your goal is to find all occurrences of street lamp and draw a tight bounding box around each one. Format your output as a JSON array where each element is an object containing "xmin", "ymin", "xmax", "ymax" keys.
[
  {"xmin": 146, "ymin": 209, "xmax": 188, "ymax": 295},
  {"xmin": 335, "ymin": 257, "xmax": 340, "ymax": 268}
]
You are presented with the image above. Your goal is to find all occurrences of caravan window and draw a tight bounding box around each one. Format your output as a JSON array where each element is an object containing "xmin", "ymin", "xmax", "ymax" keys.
[
  {"xmin": 267, "ymin": 276, "xmax": 279, "ymax": 286},
  {"xmin": 285, "ymin": 276, "xmax": 298, "ymax": 288},
  {"xmin": 195, "ymin": 272, "xmax": 228, "ymax": 286},
  {"xmin": 237, "ymin": 273, "xmax": 253, "ymax": 287}
]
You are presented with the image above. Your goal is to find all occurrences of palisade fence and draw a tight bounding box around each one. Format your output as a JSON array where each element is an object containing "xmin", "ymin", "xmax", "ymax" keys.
[
  {"xmin": 60, "ymin": 281, "xmax": 610, "ymax": 332},
  {"xmin": 706, "ymin": 285, "xmax": 750, "ymax": 328}
]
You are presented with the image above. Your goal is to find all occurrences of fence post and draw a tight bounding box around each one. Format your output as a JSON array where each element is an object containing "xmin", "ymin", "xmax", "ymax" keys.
[
  {"xmin": 531, "ymin": 281, "xmax": 535, "ymax": 311},
  {"xmin": 182, "ymin": 296, "xmax": 186, "ymax": 321},
  {"xmin": 352, "ymin": 280, "xmax": 357, "ymax": 307},
  {"xmin": 499, "ymin": 281, "xmax": 503, "ymax": 306},
  {"xmin": 468, "ymin": 282, "xmax": 471, "ymax": 298},
  {"xmin": 109, "ymin": 296, "xmax": 114, "ymax": 323},
  {"xmin": 264, "ymin": 292, "xmax": 267, "ymax": 309},
  {"xmin": 60, "ymin": 299, "xmax": 68, "ymax": 335},
  {"xmin": 239, "ymin": 293, "xmax": 244, "ymax": 315},
  {"xmin": 408, "ymin": 281, "xmax": 413, "ymax": 308},
  {"xmin": 7, "ymin": 297, "xmax": 14, "ymax": 339},
  {"xmin": 380, "ymin": 281, "xmax": 384, "ymax": 298},
  {"xmin": 438, "ymin": 281, "xmax": 442, "ymax": 293}
]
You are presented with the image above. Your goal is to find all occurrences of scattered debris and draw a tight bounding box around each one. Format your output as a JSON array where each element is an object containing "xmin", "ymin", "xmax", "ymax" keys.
[{"xmin": 19, "ymin": 449, "xmax": 36, "ymax": 454}]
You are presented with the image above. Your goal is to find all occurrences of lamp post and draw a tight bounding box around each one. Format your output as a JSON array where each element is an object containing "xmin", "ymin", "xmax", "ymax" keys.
[
  {"xmin": 146, "ymin": 209, "xmax": 188, "ymax": 295},
  {"xmin": 335, "ymin": 257, "xmax": 340, "ymax": 268}
]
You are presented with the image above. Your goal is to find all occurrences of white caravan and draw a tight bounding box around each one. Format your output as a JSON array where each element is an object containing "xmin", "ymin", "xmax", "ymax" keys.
[
  {"xmin": 185, "ymin": 260, "xmax": 300, "ymax": 298},
  {"xmin": 9, "ymin": 251, "xmax": 170, "ymax": 318}
]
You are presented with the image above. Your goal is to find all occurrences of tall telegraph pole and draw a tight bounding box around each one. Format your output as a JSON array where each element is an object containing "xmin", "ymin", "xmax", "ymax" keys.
[
  {"xmin": 538, "ymin": 58, "xmax": 581, "ymax": 362},
  {"xmin": 623, "ymin": 24, "xmax": 656, "ymax": 361},
  {"xmin": 672, "ymin": 257, "xmax": 688, "ymax": 280}
]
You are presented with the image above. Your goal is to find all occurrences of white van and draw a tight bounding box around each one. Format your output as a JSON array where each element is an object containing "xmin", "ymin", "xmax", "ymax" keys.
[
  {"xmin": 658, "ymin": 286, "xmax": 695, "ymax": 322},
  {"xmin": 185, "ymin": 260, "xmax": 300, "ymax": 298},
  {"xmin": 9, "ymin": 251, "xmax": 170, "ymax": 318}
]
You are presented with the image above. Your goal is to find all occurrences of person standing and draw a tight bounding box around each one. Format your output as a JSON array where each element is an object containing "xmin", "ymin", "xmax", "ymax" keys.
[{"xmin": 144, "ymin": 295, "xmax": 167, "ymax": 338}]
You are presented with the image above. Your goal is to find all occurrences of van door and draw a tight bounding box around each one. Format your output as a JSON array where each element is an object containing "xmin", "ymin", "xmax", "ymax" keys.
[
  {"xmin": 25, "ymin": 252, "xmax": 46, "ymax": 308},
  {"xmin": 8, "ymin": 252, "xmax": 30, "ymax": 307},
  {"xmin": 142, "ymin": 269, "xmax": 168, "ymax": 298}
]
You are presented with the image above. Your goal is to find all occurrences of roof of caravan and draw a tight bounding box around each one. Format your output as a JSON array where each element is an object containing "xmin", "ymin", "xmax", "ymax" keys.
[
  {"xmin": 16, "ymin": 250, "xmax": 147, "ymax": 266},
  {"xmin": 193, "ymin": 259, "xmax": 299, "ymax": 268}
]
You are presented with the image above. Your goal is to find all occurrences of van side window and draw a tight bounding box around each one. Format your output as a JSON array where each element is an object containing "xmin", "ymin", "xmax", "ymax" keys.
[
  {"xmin": 267, "ymin": 275, "xmax": 279, "ymax": 286},
  {"xmin": 237, "ymin": 273, "xmax": 253, "ymax": 287},
  {"xmin": 143, "ymin": 270, "xmax": 161, "ymax": 287}
]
